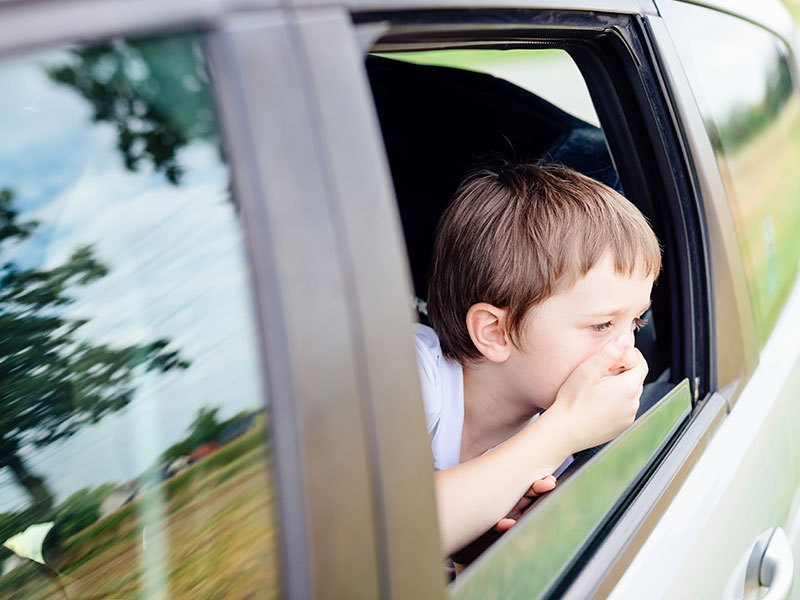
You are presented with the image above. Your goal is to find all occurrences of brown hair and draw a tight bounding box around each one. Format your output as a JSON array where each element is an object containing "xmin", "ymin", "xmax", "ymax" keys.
[{"xmin": 427, "ymin": 163, "xmax": 661, "ymax": 363}]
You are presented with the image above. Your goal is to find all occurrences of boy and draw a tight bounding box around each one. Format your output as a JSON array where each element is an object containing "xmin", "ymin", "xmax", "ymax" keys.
[{"xmin": 415, "ymin": 163, "xmax": 660, "ymax": 556}]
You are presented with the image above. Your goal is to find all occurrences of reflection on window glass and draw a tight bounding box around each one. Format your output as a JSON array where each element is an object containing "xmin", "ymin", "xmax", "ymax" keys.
[
  {"xmin": 0, "ymin": 34, "xmax": 279, "ymax": 598},
  {"xmin": 663, "ymin": 2, "xmax": 800, "ymax": 342}
]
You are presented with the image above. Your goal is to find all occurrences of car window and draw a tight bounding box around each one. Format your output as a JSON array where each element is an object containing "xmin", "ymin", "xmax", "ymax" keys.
[
  {"xmin": 0, "ymin": 33, "xmax": 279, "ymax": 598},
  {"xmin": 662, "ymin": 1, "xmax": 800, "ymax": 344},
  {"xmin": 363, "ymin": 32, "xmax": 690, "ymax": 583},
  {"xmin": 365, "ymin": 42, "xmax": 674, "ymax": 381}
]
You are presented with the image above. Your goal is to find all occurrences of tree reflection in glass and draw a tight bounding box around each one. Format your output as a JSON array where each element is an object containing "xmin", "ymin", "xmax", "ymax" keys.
[{"xmin": 0, "ymin": 33, "xmax": 278, "ymax": 599}]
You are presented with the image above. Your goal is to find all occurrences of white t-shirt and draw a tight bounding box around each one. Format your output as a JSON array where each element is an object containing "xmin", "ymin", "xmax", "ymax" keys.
[
  {"xmin": 413, "ymin": 324, "xmax": 465, "ymax": 469},
  {"xmin": 413, "ymin": 323, "xmax": 574, "ymax": 475}
]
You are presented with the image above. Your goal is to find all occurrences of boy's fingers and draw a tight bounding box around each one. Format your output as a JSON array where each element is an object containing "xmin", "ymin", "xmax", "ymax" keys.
[
  {"xmin": 619, "ymin": 348, "xmax": 648, "ymax": 382},
  {"xmin": 530, "ymin": 475, "xmax": 557, "ymax": 496},
  {"xmin": 578, "ymin": 335, "xmax": 632, "ymax": 377},
  {"xmin": 618, "ymin": 347, "xmax": 639, "ymax": 370},
  {"xmin": 615, "ymin": 351, "xmax": 648, "ymax": 401},
  {"xmin": 495, "ymin": 518, "xmax": 517, "ymax": 532}
]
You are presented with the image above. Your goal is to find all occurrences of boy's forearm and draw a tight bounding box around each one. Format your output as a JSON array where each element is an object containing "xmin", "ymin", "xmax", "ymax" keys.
[{"xmin": 434, "ymin": 413, "xmax": 572, "ymax": 556}]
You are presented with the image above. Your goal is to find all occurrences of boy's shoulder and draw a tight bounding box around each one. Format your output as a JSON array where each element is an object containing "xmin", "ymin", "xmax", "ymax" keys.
[
  {"xmin": 412, "ymin": 324, "xmax": 465, "ymax": 469},
  {"xmin": 413, "ymin": 323, "xmax": 445, "ymax": 385},
  {"xmin": 412, "ymin": 324, "xmax": 462, "ymax": 396},
  {"xmin": 413, "ymin": 322, "xmax": 440, "ymax": 350}
]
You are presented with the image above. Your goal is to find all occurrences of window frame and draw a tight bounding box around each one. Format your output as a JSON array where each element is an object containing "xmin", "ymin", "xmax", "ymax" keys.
[
  {"xmin": 289, "ymin": 8, "xmax": 450, "ymax": 598},
  {"xmin": 352, "ymin": 7, "xmax": 719, "ymax": 597},
  {"xmin": 356, "ymin": 7, "xmax": 707, "ymax": 401}
]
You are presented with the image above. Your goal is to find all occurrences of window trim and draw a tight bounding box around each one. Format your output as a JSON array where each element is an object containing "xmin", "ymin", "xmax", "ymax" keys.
[{"xmin": 0, "ymin": 0, "xmax": 225, "ymax": 60}]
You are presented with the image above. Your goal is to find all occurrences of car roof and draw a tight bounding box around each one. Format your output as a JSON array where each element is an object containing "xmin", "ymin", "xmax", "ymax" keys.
[
  {"xmin": 290, "ymin": 0, "xmax": 657, "ymax": 14},
  {"xmin": 0, "ymin": 0, "xmax": 788, "ymax": 22},
  {"xmin": 0, "ymin": 0, "xmax": 793, "ymax": 72}
]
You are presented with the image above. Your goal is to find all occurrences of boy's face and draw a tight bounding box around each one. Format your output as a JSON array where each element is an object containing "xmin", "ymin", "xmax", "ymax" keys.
[{"xmin": 507, "ymin": 252, "xmax": 654, "ymax": 411}]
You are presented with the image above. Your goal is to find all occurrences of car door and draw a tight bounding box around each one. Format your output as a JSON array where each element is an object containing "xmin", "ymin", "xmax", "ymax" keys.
[{"xmin": 271, "ymin": 0, "xmax": 800, "ymax": 596}]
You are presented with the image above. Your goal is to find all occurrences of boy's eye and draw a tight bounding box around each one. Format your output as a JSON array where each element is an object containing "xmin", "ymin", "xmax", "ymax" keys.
[{"xmin": 591, "ymin": 317, "xmax": 648, "ymax": 333}]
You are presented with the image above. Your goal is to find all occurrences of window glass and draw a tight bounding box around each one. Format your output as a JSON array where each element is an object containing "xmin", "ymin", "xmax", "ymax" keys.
[
  {"xmin": 662, "ymin": 2, "xmax": 800, "ymax": 343},
  {"xmin": 449, "ymin": 380, "xmax": 691, "ymax": 599},
  {"xmin": 0, "ymin": 34, "xmax": 279, "ymax": 598}
]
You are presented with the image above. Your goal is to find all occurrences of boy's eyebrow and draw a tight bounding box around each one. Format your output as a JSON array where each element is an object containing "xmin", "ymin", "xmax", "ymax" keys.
[{"xmin": 583, "ymin": 299, "xmax": 652, "ymax": 318}]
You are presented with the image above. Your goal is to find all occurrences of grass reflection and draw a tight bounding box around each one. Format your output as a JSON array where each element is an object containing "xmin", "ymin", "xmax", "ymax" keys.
[
  {"xmin": 1, "ymin": 421, "xmax": 278, "ymax": 599},
  {"xmin": 720, "ymin": 98, "xmax": 800, "ymax": 342}
]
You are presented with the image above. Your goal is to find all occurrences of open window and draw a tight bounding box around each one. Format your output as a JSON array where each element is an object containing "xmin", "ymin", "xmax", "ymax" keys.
[{"xmin": 358, "ymin": 9, "xmax": 708, "ymax": 595}]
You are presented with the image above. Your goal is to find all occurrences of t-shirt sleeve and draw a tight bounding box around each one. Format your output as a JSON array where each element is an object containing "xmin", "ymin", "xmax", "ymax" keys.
[{"xmin": 413, "ymin": 324, "xmax": 443, "ymax": 438}]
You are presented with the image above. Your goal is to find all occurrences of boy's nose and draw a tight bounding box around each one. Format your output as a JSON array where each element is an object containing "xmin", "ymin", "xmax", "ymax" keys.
[
  {"xmin": 603, "ymin": 328, "xmax": 635, "ymax": 356},
  {"xmin": 621, "ymin": 327, "xmax": 636, "ymax": 348}
]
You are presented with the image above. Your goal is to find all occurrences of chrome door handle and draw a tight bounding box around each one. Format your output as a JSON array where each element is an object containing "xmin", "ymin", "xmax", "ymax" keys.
[
  {"xmin": 759, "ymin": 528, "xmax": 793, "ymax": 600},
  {"xmin": 744, "ymin": 527, "xmax": 794, "ymax": 600}
]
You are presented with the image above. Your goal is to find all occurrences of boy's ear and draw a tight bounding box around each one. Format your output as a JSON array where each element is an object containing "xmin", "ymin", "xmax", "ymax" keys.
[{"xmin": 466, "ymin": 303, "xmax": 512, "ymax": 363}]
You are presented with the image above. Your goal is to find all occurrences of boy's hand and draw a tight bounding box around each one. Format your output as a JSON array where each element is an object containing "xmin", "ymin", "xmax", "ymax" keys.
[
  {"xmin": 549, "ymin": 335, "xmax": 647, "ymax": 453},
  {"xmin": 494, "ymin": 474, "xmax": 557, "ymax": 532}
]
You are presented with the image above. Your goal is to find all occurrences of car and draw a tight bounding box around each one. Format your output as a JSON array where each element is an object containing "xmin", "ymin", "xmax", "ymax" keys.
[{"xmin": 0, "ymin": 0, "xmax": 799, "ymax": 598}]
